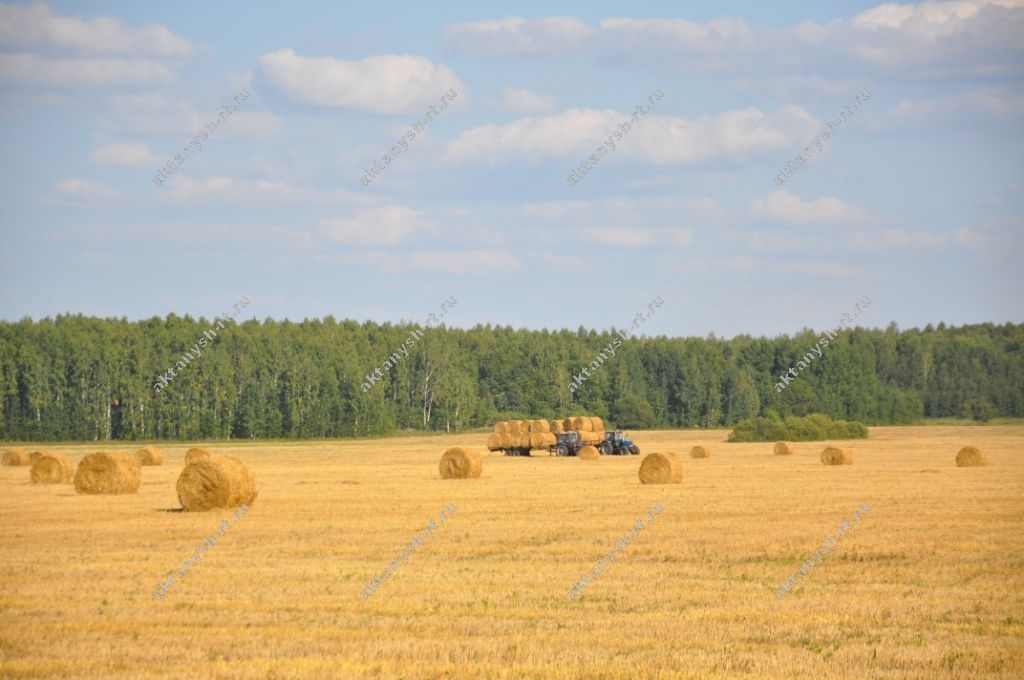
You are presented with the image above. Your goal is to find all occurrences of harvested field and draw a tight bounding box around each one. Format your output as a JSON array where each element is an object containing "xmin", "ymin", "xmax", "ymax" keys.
[{"xmin": 0, "ymin": 426, "xmax": 1022, "ymax": 678}]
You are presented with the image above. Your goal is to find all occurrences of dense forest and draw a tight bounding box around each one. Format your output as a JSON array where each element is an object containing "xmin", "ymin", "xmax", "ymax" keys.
[{"xmin": 0, "ymin": 315, "xmax": 1021, "ymax": 441}]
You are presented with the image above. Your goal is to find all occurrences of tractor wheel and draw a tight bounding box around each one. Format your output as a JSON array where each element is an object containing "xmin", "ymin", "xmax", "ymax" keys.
[
  {"xmin": 630, "ymin": 446, "xmax": 640, "ymax": 456},
  {"xmin": 599, "ymin": 443, "xmax": 612, "ymax": 455},
  {"xmin": 556, "ymin": 445, "xmax": 569, "ymax": 457}
]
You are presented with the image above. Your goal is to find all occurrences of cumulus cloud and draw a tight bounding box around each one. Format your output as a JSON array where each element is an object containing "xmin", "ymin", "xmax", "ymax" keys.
[
  {"xmin": 319, "ymin": 206, "xmax": 430, "ymax": 245},
  {"xmin": 91, "ymin": 142, "xmax": 158, "ymax": 168},
  {"xmin": 259, "ymin": 49, "xmax": 465, "ymax": 114},
  {"xmin": 444, "ymin": 16, "xmax": 593, "ymax": 57},
  {"xmin": 0, "ymin": 53, "xmax": 175, "ymax": 86},
  {"xmin": 847, "ymin": 228, "xmax": 949, "ymax": 248},
  {"xmin": 446, "ymin": 105, "xmax": 817, "ymax": 166},
  {"xmin": 442, "ymin": 2, "xmax": 1024, "ymax": 79},
  {"xmin": 51, "ymin": 178, "xmax": 121, "ymax": 204},
  {"xmin": 749, "ymin": 190, "xmax": 870, "ymax": 224},
  {"xmin": 0, "ymin": 2, "xmax": 194, "ymax": 57}
]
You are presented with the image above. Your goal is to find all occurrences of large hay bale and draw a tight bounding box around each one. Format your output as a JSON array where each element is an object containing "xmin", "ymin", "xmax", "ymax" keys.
[
  {"xmin": 545, "ymin": 433, "xmax": 557, "ymax": 446},
  {"xmin": 530, "ymin": 419, "xmax": 550, "ymax": 433},
  {"xmin": 590, "ymin": 416, "xmax": 604, "ymax": 432},
  {"xmin": 177, "ymin": 454, "xmax": 258, "ymax": 511},
  {"xmin": 74, "ymin": 452, "xmax": 141, "ymax": 495},
  {"xmin": 690, "ymin": 445, "xmax": 710, "ymax": 459},
  {"xmin": 774, "ymin": 441, "xmax": 795, "ymax": 456},
  {"xmin": 31, "ymin": 452, "xmax": 73, "ymax": 484},
  {"xmin": 561, "ymin": 418, "xmax": 573, "ymax": 432},
  {"xmin": 529, "ymin": 433, "xmax": 548, "ymax": 449},
  {"xmin": 498, "ymin": 434, "xmax": 513, "ymax": 449},
  {"xmin": 486, "ymin": 433, "xmax": 502, "ymax": 451},
  {"xmin": 550, "ymin": 419, "xmax": 564, "ymax": 434},
  {"xmin": 577, "ymin": 445, "xmax": 600, "ymax": 460},
  {"xmin": 2, "ymin": 448, "xmax": 30, "ymax": 466},
  {"xmin": 135, "ymin": 446, "xmax": 163, "ymax": 466},
  {"xmin": 494, "ymin": 421, "xmax": 510, "ymax": 435},
  {"xmin": 638, "ymin": 453, "xmax": 683, "ymax": 484},
  {"xmin": 956, "ymin": 446, "xmax": 988, "ymax": 467},
  {"xmin": 185, "ymin": 448, "xmax": 212, "ymax": 464},
  {"xmin": 438, "ymin": 447, "xmax": 482, "ymax": 479},
  {"xmin": 580, "ymin": 430, "xmax": 603, "ymax": 444},
  {"xmin": 821, "ymin": 446, "xmax": 853, "ymax": 465},
  {"xmin": 29, "ymin": 450, "xmax": 46, "ymax": 464},
  {"xmin": 572, "ymin": 416, "xmax": 591, "ymax": 432}
]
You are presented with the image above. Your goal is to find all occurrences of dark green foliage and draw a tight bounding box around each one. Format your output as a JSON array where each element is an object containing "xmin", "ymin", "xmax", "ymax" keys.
[
  {"xmin": 728, "ymin": 413, "xmax": 869, "ymax": 442},
  {"xmin": 961, "ymin": 397, "xmax": 997, "ymax": 422},
  {"xmin": 0, "ymin": 316, "xmax": 1020, "ymax": 441}
]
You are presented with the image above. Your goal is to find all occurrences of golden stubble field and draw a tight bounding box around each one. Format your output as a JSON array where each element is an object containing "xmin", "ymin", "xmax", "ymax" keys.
[{"xmin": 1, "ymin": 426, "xmax": 1022, "ymax": 679}]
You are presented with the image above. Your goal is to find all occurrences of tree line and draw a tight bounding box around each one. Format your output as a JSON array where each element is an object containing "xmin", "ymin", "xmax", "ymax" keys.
[{"xmin": 0, "ymin": 315, "xmax": 1020, "ymax": 441}]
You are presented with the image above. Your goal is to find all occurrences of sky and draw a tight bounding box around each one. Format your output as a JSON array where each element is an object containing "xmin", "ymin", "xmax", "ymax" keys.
[{"xmin": 0, "ymin": 0, "xmax": 1021, "ymax": 338}]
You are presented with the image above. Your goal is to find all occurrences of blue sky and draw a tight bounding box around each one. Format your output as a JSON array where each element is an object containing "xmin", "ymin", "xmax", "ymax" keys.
[{"xmin": 0, "ymin": 0, "xmax": 1021, "ymax": 337}]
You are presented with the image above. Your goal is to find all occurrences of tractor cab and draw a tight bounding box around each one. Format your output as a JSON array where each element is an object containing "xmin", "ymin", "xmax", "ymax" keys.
[{"xmin": 599, "ymin": 430, "xmax": 640, "ymax": 456}]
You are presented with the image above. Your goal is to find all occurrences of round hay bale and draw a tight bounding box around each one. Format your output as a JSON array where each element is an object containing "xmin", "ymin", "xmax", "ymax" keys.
[
  {"xmin": 530, "ymin": 419, "xmax": 550, "ymax": 433},
  {"xmin": 581, "ymin": 430, "xmax": 603, "ymax": 444},
  {"xmin": 544, "ymin": 433, "xmax": 557, "ymax": 446},
  {"xmin": 590, "ymin": 416, "xmax": 604, "ymax": 432},
  {"xmin": 774, "ymin": 441, "xmax": 795, "ymax": 456},
  {"xmin": 185, "ymin": 448, "xmax": 213, "ymax": 464},
  {"xmin": 550, "ymin": 419, "xmax": 564, "ymax": 434},
  {"xmin": 31, "ymin": 452, "xmax": 74, "ymax": 484},
  {"xmin": 956, "ymin": 446, "xmax": 988, "ymax": 467},
  {"xmin": 494, "ymin": 421, "xmax": 510, "ymax": 435},
  {"xmin": 498, "ymin": 434, "xmax": 513, "ymax": 449},
  {"xmin": 486, "ymin": 433, "xmax": 502, "ymax": 451},
  {"xmin": 577, "ymin": 445, "xmax": 600, "ymax": 460},
  {"xmin": 29, "ymin": 450, "xmax": 46, "ymax": 464},
  {"xmin": 519, "ymin": 434, "xmax": 532, "ymax": 449},
  {"xmin": 690, "ymin": 445, "xmax": 710, "ymax": 459},
  {"xmin": 74, "ymin": 452, "xmax": 141, "ymax": 495},
  {"xmin": 529, "ymin": 433, "xmax": 549, "ymax": 449},
  {"xmin": 2, "ymin": 448, "xmax": 30, "ymax": 466},
  {"xmin": 821, "ymin": 446, "xmax": 853, "ymax": 465},
  {"xmin": 135, "ymin": 446, "xmax": 163, "ymax": 466},
  {"xmin": 572, "ymin": 416, "xmax": 591, "ymax": 432},
  {"xmin": 562, "ymin": 418, "xmax": 573, "ymax": 432},
  {"xmin": 438, "ymin": 447, "xmax": 482, "ymax": 479},
  {"xmin": 177, "ymin": 454, "xmax": 258, "ymax": 511},
  {"xmin": 638, "ymin": 452, "xmax": 683, "ymax": 485}
]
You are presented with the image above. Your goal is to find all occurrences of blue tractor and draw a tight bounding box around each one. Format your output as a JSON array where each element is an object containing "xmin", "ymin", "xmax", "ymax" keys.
[{"xmin": 599, "ymin": 430, "xmax": 639, "ymax": 456}]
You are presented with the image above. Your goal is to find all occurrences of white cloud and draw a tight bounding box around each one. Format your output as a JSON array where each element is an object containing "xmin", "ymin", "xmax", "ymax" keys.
[
  {"xmin": 0, "ymin": 2, "xmax": 194, "ymax": 57},
  {"xmin": 447, "ymin": 106, "xmax": 817, "ymax": 166},
  {"xmin": 91, "ymin": 142, "xmax": 157, "ymax": 168},
  {"xmin": 444, "ymin": 16, "xmax": 593, "ymax": 57},
  {"xmin": 161, "ymin": 175, "xmax": 368, "ymax": 208},
  {"xmin": 490, "ymin": 86, "xmax": 557, "ymax": 114},
  {"xmin": 52, "ymin": 178, "xmax": 121, "ymax": 204},
  {"xmin": 749, "ymin": 190, "xmax": 869, "ymax": 224},
  {"xmin": 0, "ymin": 53, "xmax": 175, "ymax": 86},
  {"xmin": 443, "ymin": 3, "xmax": 1024, "ymax": 79},
  {"xmin": 259, "ymin": 49, "xmax": 465, "ymax": 114},
  {"xmin": 582, "ymin": 227, "xmax": 693, "ymax": 247},
  {"xmin": 319, "ymin": 206, "xmax": 429, "ymax": 245}
]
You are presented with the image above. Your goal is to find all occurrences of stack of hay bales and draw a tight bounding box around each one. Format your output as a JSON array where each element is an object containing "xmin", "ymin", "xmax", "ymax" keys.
[
  {"xmin": 638, "ymin": 453, "xmax": 683, "ymax": 484},
  {"xmin": 2, "ymin": 448, "xmax": 30, "ymax": 466},
  {"xmin": 185, "ymin": 448, "xmax": 212, "ymax": 464},
  {"xmin": 438, "ymin": 447, "xmax": 483, "ymax": 479},
  {"xmin": 821, "ymin": 446, "xmax": 853, "ymax": 465},
  {"xmin": 74, "ymin": 452, "xmax": 141, "ymax": 495},
  {"xmin": 489, "ymin": 415, "xmax": 607, "ymax": 452},
  {"xmin": 956, "ymin": 446, "xmax": 988, "ymax": 467},
  {"xmin": 31, "ymin": 452, "xmax": 74, "ymax": 484},
  {"xmin": 577, "ymin": 445, "xmax": 600, "ymax": 460},
  {"xmin": 135, "ymin": 446, "xmax": 163, "ymax": 466},
  {"xmin": 177, "ymin": 454, "xmax": 258, "ymax": 511},
  {"xmin": 774, "ymin": 442, "xmax": 795, "ymax": 456},
  {"xmin": 690, "ymin": 445, "xmax": 710, "ymax": 459}
]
